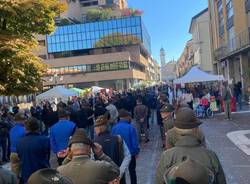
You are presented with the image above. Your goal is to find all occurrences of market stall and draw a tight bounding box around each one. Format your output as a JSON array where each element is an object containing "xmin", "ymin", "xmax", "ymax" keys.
[
  {"xmin": 174, "ymin": 66, "xmax": 224, "ymax": 85},
  {"xmin": 36, "ymin": 86, "xmax": 78, "ymax": 102}
]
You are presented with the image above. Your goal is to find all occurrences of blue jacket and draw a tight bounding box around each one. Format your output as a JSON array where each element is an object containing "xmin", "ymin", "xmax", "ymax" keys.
[
  {"xmin": 9, "ymin": 123, "xmax": 25, "ymax": 153},
  {"xmin": 112, "ymin": 120, "xmax": 140, "ymax": 156},
  {"xmin": 50, "ymin": 119, "xmax": 76, "ymax": 154},
  {"xmin": 17, "ymin": 132, "xmax": 50, "ymax": 183}
]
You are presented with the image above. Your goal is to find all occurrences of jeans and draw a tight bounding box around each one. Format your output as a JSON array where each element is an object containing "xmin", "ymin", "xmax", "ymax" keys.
[
  {"xmin": 237, "ymin": 94, "xmax": 242, "ymax": 110},
  {"xmin": 135, "ymin": 122, "xmax": 149, "ymax": 143},
  {"xmin": 0, "ymin": 136, "xmax": 7, "ymax": 161},
  {"xmin": 85, "ymin": 125, "xmax": 94, "ymax": 140},
  {"xmin": 224, "ymin": 100, "xmax": 231, "ymax": 119},
  {"xmin": 129, "ymin": 155, "xmax": 137, "ymax": 184}
]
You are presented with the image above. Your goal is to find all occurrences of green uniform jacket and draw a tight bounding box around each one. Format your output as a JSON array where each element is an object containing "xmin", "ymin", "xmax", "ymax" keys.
[
  {"xmin": 155, "ymin": 136, "xmax": 227, "ymax": 184},
  {"xmin": 57, "ymin": 154, "xmax": 120, "ymax": 184},
  {"xmin": 166, "ymin": 128, "xmax": 206, "ymax": 149}
]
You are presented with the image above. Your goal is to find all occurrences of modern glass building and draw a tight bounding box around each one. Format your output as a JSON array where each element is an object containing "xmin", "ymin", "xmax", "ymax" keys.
[{"xmin": 46, "ymin": 16, "xmax": 151, "ymax": 55}]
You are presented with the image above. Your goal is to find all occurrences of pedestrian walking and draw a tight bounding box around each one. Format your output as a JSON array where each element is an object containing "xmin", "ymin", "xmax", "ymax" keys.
[
  {"xmin": 50, "ymin": 109, "xmax": 76, "ymax": 166},
  {"xmin": 134, "ymin": 97, "xmax": 149, "ymax": 143},
  {"xmin": 112, "ymin": 109, "xmax": 140, "ymax": 184},
  {"xmin": 57, "ymin": 129, "xmax": 120, "ymax": 184},
  {"xmin": 160, "ymin": 104, "xmax": 175, "ymax": 133},
  {"xmin": 9, "ymin": 110, "xmax": 26, "ymax": 178},
  {"xmin": 165, "ymin": 107, "xmax": 206, "ymax": 149},
  {"xmin": 76, "ymin": 100, "xmax": 94, "ymax": 139},
  {"xmin": 105, "ymin": 98, "xmax": 119, "ymax": 128},
  {"xmin": 155, "ymin": 108, "xmax": 226, "ymax": 184},
  {"xmin": 222, "ymin": 82, "xmax": 232, "ymax": 120},
  {"xmin": 0, "ymin": 116, "xmax": 12, "ymax": 163},
  {"xmin": 17, "ymin": 117, "xmax": 50, "ymax": 184},
  {"xmin": 94, "ymin": 115, "xmax": 131, "ymax": 184}
]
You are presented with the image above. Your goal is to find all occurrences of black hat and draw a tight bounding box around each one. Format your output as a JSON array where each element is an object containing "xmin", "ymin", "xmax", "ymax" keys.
[
  {"xmin": 28, "ymin": 168, "xmax": 73, "ymax": 184},
  {"xmin": 119, "ymin": 109, "xmax": 131, "ymax": 118},
  {"xmin": 68, "ymin": 128, "xmax": 95, "ymax": 148},
  {"xmin": 160, "ymin": 104, "xmax": 174, "ymax": 113},
  {"xmin": 58, "ymin": 109, "xmax": 70, "ymax": 118},
  {"xmin": 24, "ymin": 117, "xmax": 39, "ymax": 132},
  {"xmin": 174, "ymin": 107, "xmax": 202, "ymax": 129}
]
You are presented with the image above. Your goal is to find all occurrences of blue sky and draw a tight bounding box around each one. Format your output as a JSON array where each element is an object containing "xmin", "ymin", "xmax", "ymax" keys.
[{"xmin": 127, "ymin": 0, "xmax": 208, "ymax": 63}]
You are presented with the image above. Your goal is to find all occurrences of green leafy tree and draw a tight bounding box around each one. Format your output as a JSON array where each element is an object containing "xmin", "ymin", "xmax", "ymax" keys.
[
  {"xmin": 86, "ymin": 8, "xmax": 112, "ymax": 22},
  {"xmin": 95, "ymin": 33, "xmax": 140, "ymax": 48},
  {"xmin": 0, "ymin": 0, "xmax": 65, "ymax": 95}
]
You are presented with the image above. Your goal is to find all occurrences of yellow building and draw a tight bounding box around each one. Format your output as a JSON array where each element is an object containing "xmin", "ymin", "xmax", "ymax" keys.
[
  {"xmin": 209, "ymin": 0, "xmax": 250, "ymax": 92},
  {"xmin": 176, "ymin": 40, "xmax": 194, "ymax": 77}
]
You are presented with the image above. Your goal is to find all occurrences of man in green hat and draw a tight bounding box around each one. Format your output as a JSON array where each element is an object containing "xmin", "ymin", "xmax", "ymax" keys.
[
  {"xmin": 57, "ymin": 129, "xmax": 120, "ymax": 184},
  {"xmin": 160, "ymin": 104, "xmax": 175, "ymax": 134},
  {"xmin": 165, "ymin": 107, "xmax": 206, "ymax": 149},
  {"xmin": 155, "ymin": 107, "xmax": 226, "ymax": 184}
]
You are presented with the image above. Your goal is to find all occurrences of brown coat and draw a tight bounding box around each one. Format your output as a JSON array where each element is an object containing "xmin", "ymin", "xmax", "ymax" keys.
[
  {"xmin": 57, "ymin": 154, "xmax": 119, "ymax": 184},
  {"xmin": 134, "ymin": 104, "xmax": 148, "ymax": 123}
]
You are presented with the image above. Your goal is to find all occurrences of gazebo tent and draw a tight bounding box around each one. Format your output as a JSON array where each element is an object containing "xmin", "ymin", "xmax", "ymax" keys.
[
  {"xmin": 174, "ymin": 66, "xmax": 224, "ymax": 85},
  {"xmin": 70, "ymin": 88, "xmax": 84, "ymax": 96},
  {"xmin": 36, "ymin": 86, "xmax": 78, "ymax": 101}
]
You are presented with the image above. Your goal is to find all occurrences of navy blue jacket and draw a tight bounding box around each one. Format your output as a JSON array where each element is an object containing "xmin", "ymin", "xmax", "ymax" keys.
[
  {"xmin": 17, "ymin": 132, "xmax": 50, "ymax": 183},
  {"xmin": 112, "ymin": 120, "xmax": 140, "ymax": 156}
]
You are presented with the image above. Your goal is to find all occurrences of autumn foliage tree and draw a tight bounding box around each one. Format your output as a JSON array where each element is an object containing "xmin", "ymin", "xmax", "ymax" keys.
[
  {"xmin": 0, "ymin": 0, "xmax": 65, "ymax": 95},
  {"xmin": 94, "ymin": 33, "xmax": 140, "ymax": 48}
]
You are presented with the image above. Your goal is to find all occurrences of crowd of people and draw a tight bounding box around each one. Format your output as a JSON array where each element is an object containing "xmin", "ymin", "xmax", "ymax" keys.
[{"xmin": 0, "ymin": 84, "xmax": 228, "ymax": 184}]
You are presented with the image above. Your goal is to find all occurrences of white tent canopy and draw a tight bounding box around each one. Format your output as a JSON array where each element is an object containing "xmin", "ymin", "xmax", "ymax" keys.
[
  {"xmin": 174, "ymin": 66, "xmax": 224, "ymax": 85},
  {"xmin": 36, "ymin": 86, "xmax": 78, "ymax": 101}
]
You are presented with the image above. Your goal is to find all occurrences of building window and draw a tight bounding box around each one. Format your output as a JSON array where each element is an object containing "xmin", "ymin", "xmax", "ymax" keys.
[
  {"xmin": 217, "ymin": 0, "xmax": 224, "ymax": 37},
  {"xmin": 226, "ymin": 0, "xmax": 234, "ymax": 29},
  {"xmin": 46, "ymin": 61, "xmax": 130, "ymax": 75},
  {"xmin": 246, "ymin": 0, "xmax": 250, "ymax": 13},
  {"xmin": 38, "ymin": 40, "xmax": 45, "ymax": 46}
]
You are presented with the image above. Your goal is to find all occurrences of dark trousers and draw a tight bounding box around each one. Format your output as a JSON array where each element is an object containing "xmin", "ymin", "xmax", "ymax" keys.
[
  {"xmin": 120, "ymin": 175, "xmax": 126, "ymax": 184},
  {"xmin": 57, "ymin": 157, "xmax": 65, "ymax": 166},
  {"xmin": 0, "ymin": 136, "xmax": 7, "ymax": 161},
  {"xmin": 129, "ymin": 155, "xmax": 137, "ymax": 184}
]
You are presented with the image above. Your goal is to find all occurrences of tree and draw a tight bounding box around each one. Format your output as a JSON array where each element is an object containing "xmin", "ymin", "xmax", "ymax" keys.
[
  {"xmin": 94, "ymin": 33, "xmax": 140, "ymax": 48},
  {"xmin": 0, "ymin": 0, "xmax": 65, "ymax": 95},
  {"xmin": 86, "ymin": 8, "xmax": 112, "ymax": 22}
]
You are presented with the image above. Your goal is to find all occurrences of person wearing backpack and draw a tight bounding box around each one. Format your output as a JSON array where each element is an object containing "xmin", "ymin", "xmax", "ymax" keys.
[
  {"xmin": 94, "ymin": 115, "xmax": 131, "ymax": 184},
  {"xmin": 222, "ymin": 82, "xmax": 232, "ymax": 120},
  {"xmin": 155, "ymin": 107, "xmax": 226, "ymax": 184}
]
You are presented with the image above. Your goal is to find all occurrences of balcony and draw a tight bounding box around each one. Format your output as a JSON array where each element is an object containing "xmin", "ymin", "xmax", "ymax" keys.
[{"xmin": 214, "ymin": 27, "xmax": 250, "ymax": 61}]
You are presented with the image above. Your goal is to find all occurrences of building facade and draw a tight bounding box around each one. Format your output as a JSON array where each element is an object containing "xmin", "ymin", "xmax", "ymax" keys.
[
  {"xmin": 38, "ymin": 15, "xmax": 159, "ymax": 90},
  {"xmin": 64, "ymin": 0, "xmax": 128, "ymax": 22},
  {"xmin": 209, "ymin": 0, "xmax": 250, "ymax": 93},
  {"xmin": 189, "ymin": 8, "xmax": 214, "ymax": 73},
  {"xmin": 176, "ymin": 40, "xmax": 194, "ymax": 77}
]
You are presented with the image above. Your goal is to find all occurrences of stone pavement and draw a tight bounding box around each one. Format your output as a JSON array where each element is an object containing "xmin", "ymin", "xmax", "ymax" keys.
[{"xmin": 202, "ymin": 112, "xmax": 250, "ymax": 184}]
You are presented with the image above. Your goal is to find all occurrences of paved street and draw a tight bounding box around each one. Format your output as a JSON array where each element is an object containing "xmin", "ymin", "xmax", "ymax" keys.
[
  {"xmin": 135, "ymin": 111, "xmax": 250, "ymax": 184},
  {"xmin": 202, "ymin": 112, "xmax": 250, "ymax": 184}
]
